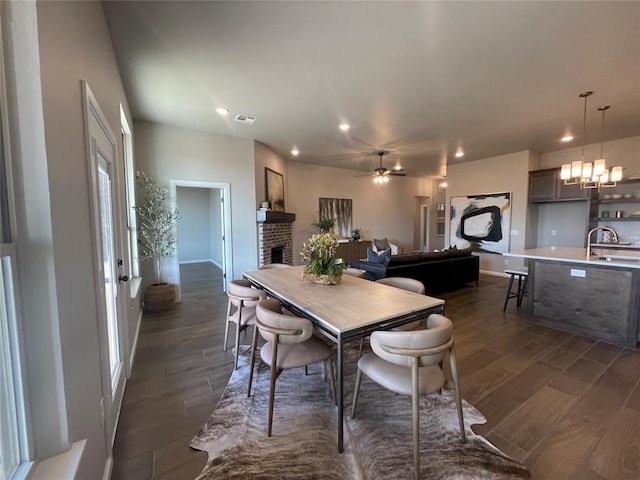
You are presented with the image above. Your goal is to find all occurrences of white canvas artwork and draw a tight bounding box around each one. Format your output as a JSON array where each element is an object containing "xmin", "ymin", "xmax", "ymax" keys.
[{"xmin": 449, "ymin": 192, "xmax": 512, "ymax": 254}]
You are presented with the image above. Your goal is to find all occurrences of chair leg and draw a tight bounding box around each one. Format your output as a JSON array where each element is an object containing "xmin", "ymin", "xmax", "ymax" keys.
[
  {"xmin": 351, "ymin": 368, "xmax": 363, "ymax": 418},
  {"xmin": 223, "ymin": 299, "xmax": 233, "ymax": 351},
  {"xmin": 267, "ymin": 336, "xmax": 279, "ymax": 437},
  {"xmin": 326, "ymin": 356, "xmax": 337, "ymax": 406},
  {"xmin": 233, "ymin": 306, "xmax": 244, "ymax": 370},
  {"xmin": 503, "ymin": 273, "xmax": 515, "ymax": 312},
  {"xmin": 247, "ymin": 325, "xmax": 260, "ymax": 397},
  {"xmin": 305, "ymin": 365, "xmax": 309, "ymax": 376},
  {"xmin": 411, "ymin": 359, "xmax": 420, "ymax": 480},
  {"xmin": 449, "ymin": 343, "xmax": 466, "ymax": 442},
  {"xmin": 358, "ymin": 337, "xmax": 365, "ymax": 357}
]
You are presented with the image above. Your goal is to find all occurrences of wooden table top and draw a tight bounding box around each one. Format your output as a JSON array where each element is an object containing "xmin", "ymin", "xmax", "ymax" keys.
[{"xmin": 243, "ymin": 266, "xmax": 444, "ymax": 335}]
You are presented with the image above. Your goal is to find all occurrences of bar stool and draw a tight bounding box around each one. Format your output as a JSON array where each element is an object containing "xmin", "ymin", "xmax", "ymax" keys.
[{"xmin": 503, "ymin": 269, "xmax": 528, "ymax": 312}]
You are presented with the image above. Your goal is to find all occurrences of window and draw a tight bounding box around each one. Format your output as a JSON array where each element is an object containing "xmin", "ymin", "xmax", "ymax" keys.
[{"xmin": 0, "ymin": 77, "xmax": 29, "ymax": 480}]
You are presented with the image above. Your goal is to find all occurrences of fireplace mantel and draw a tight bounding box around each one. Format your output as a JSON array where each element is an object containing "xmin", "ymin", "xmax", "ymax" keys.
[{"xmin": 256, "ymin": 210, "xmax": 296, "ymax": 223}]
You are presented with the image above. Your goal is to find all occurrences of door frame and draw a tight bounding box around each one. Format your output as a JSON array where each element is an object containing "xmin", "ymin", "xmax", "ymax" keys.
[
  {"xmin": 169, "ymin": 180, "xmax": 233, "ymax": 294},
  {"xmin": 82, "ymin": 81, "xmax": 127, "ymax": 454}
]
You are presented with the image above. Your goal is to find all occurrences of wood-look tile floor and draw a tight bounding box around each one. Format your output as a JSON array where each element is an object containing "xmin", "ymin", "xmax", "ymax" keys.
[{"xmin": 111, "ymin": 263, "xmax": 640, "ymax": 479}]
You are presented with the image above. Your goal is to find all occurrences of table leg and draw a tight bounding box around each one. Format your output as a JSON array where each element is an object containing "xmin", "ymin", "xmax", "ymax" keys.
[{"xmin": 337, "ymin": 338, "xmax": 344, "ymax": 453}]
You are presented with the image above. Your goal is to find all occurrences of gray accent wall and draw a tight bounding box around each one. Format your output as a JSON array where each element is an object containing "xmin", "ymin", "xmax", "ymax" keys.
[{"xmin": 177, "ymin": 187, "xmax": 214, "ymax": 262}]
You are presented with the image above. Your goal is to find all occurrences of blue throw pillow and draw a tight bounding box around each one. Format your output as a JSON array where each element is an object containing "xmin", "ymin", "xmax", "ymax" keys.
[{"xmin": 367, "ymin": 246, "xmax": 391, "ymax": 264}]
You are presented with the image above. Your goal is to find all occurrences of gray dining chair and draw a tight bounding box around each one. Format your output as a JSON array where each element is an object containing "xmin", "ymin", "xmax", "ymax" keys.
[
  {"xmin": 358, "ymin": 277, "xmax": 426, "ymax": 356},
  {"xmin": 248, "ymin": 298, "xmax": 336, "ymax": 437},
  {"xmin": 225, "ymin": 279, "xmax": 267, "ymax": 370},
  {"xmin": 351, "ymin": 314, "xmax": 466, "ymax": 480}
]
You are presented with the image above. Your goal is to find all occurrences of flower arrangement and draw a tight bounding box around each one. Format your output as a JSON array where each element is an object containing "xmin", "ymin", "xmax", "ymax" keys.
[
  {"xmin": 351, "ymin": 227, "xmax": 362, "ymax": 241},
  {"xmin": 300, "ymin": 232, "xmax": 344, "ymax": 283}
]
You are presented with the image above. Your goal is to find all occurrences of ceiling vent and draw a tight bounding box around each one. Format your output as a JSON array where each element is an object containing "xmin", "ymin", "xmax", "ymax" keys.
[{"xmin": 233, "ymin": 114, "xmax": 257, "ymax": 125}]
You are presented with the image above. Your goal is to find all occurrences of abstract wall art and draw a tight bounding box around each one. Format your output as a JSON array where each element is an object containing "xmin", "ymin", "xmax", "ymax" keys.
[
  {"xmin": 265, "ymin": 167, "xmax": 285, "ymax": 211},
  {"xmin": 319, "ymin": 197, "xmax": 352, "ymax": 239},
  {"xmin": 449, "ymin": 192, "xmax": 511, "ymax": 254}
]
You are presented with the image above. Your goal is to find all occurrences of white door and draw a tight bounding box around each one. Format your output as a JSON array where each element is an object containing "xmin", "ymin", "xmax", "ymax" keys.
[
  {"xmin": 83, "ymin": 83, "xmax": 126, "ymax": 451},
  {"xmin": 421, "ymin": 204, "xmax": 430, "ymax": 252}
]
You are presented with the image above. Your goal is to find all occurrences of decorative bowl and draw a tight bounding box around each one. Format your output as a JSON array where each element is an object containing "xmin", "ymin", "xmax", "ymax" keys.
[
  {"xmin": 611, "ymin": 194, "xmax": 623, "ymax": 199},
  {"xmin": 601, "ymin": 194, "xmax": 611, "ymax": 200}
]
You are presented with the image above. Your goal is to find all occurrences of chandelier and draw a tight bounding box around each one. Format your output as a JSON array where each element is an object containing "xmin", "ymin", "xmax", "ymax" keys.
[{"xmin": 560, "ymin": 91, "xmax": 623, "ymax": 190}]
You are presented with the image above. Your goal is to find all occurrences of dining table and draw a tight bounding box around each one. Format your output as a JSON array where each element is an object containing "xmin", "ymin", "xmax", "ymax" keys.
[{"xmin": 243, "ymin": 265, "xmax": 445, "ymax": 453}]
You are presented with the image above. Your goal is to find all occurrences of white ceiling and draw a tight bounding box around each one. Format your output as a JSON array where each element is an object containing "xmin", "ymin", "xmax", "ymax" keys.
[{"xmin": 103, "ymin": 1, "xmax": 640, "ymax": 178}]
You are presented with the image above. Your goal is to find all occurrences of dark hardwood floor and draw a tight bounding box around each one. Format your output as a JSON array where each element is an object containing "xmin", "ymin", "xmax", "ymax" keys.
[{"xmin": 112, "ymin": 262, "xmax": 640, "ymax": 479}]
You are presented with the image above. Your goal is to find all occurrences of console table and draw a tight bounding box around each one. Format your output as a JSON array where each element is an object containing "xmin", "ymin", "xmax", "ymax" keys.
[{"xmin": 336, "ymin": 240, "xmax": 370, "ymax": 265}]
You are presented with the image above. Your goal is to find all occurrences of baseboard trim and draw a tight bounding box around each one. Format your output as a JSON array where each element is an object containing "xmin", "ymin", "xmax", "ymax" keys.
[
  {"xmin": 179, "ymin": 259, "xmax": 215, "ymax": 265},
  {"xmin": 128, "ymin": 309, "xmax": 142, "ymax": 373},
  {"xmin": 480, "ymin": 269, "xmax": 513, "ymax": 278}
]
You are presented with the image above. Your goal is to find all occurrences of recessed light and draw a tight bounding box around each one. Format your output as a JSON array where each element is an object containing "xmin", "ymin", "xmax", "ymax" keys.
[
  {"xmin": 339, "ymin": 123, "xmax": 350, "ymax": 131},
  {"xmin": 455, "ymin": 149, "xmax": 464, "ymax": 158},
  {"xmin": 215, "ymin": 107, "xmax": 229, "ymax": 116},
  {"xmin": 561, "ymin": 134, "xmax": 574, "ymax": 142},
  {"xmin": 291, "ymin": 149, "xmax": 299, "ymax": 156}
]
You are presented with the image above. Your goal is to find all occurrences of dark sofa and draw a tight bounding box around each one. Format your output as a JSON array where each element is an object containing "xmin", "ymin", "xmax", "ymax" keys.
[{"xmin": 350, "ymin": 249, "xmax": 479, "ymax": 295}]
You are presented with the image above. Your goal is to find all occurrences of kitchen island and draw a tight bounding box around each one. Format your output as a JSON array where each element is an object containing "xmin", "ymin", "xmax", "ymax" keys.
[{"xmin": 505, "ymin": 247, "xmax": 640, "ymax": 348}]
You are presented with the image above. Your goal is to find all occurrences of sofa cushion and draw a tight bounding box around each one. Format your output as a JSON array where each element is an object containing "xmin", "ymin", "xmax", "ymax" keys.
[
  {"xmin": 386, "ymin": 253, "xmax": 422, "ymax": 267},
  {"xmin": 373, "ymin": 237, "xmax": 391, "ymax": 251},
  {"xmin": 420, "ymin": 251, "xmax": 450, "ymax": 261},
  {"xmin": 367, "ymin": 246, "xmax": 391, "ymax": 264}
]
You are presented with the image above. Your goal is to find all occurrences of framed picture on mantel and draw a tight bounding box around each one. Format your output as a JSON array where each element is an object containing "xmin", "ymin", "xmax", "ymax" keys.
[{"xmin": 265, "ymin": 167, "xmax": 285, "ymax": 212}]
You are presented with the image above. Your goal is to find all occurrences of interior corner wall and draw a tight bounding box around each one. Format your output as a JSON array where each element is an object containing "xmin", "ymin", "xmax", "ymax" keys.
[
  {"xmin": 287, "ymin": 162, "xmax": 432, "ymax": 265},
  {"xmin": 35, "ymin": 0, "xmax": 134, "ymax": 477},
  {"xmin": 447, "ymin": 150, "xmax": 531, "ymax": 273},
  {"xmin": 254, "ymin": 141, "xmax": 288, "ymax": 210},
  {"xmin": 134, "ymin": 122, "xmax": 257, "ymax": 283},
  {"xmin": 210, "ymin": 188, "xmax": 223, "ymax": 267}
]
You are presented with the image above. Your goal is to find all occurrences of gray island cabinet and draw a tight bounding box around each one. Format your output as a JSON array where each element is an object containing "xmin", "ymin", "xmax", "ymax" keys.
[{"xmin": 505, "ymin": 247, "xmax": 640, "ymax": 348}]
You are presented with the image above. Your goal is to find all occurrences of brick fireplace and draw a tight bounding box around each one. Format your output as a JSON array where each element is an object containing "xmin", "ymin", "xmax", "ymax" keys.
[{"xmin": 257, "ymin": 211, "xmax": 296, "ymax": 266}]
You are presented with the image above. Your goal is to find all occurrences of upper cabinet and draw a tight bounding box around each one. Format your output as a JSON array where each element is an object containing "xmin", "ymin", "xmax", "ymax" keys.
[
  {"xmin": 528, "ymin": 168, "xmax": 589, "ymax": 202},
  {"xmin": 528, "ymin": 169, "xmax": 556, "ymax": 201}
]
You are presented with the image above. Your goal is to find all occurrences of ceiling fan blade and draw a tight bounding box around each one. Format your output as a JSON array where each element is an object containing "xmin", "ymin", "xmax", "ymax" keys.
[{"xmin": 389, "ymin": 171, "xmax": 406, "ymax": 176}]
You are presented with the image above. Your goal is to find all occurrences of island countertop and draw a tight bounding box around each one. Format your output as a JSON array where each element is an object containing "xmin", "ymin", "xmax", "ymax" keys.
[{"xmin": 505, "ymin": 247, "xmax": 640, "ymax": 269}]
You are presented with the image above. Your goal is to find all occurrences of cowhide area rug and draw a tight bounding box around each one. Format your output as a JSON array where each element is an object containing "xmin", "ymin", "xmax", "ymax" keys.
[{"xmin": 190, "ymin": 345, "xmax": 530, "ymax": 480}]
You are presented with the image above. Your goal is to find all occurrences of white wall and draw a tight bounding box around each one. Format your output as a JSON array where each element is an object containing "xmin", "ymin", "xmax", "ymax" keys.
[
  {"xmin": 177, "ymin": 187, "xmax": 212, "ymax": 262},
  {"xmin": 288, "ymin": 162, "xmax": 432, "ymax": 264},
  {"xmin": 31, "ymin": 1, "xmax": 136, "ymax": 477},
  {"xmin": 447, "ymin": 151, "xmax": 533, "ymax": 273},
  {"xmin": 134, "ymin": 122, "xmax": 257, "ymax": 283}
]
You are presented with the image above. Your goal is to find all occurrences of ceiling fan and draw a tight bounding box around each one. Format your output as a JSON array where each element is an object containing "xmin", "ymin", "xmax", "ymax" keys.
[{"xmin": 357, "ymin": 150, "xmax": 406, "ymax": 183}]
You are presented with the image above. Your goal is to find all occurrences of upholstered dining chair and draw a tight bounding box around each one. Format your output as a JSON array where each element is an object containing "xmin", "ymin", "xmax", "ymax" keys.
[
  {"xmin": 351, "ymin": 314, "xmax": 466, "ymax": 480},
  {"xmin": 248, "ymin": 298, "xmax": 336, "ymax": 437},
  {"xmin": 259, "ymin": 263, "xmax": 291, "ymax": 269},
  {"xmin": 225, "ymin": 279, "xmax": 267, "ymax": 370},
  {"xmin": 358, "ymin": 277, "xmax": 426, "ymax": 356},
  {"xmin": 343, "ymin": 267, "xmax": 366, "ymax": 277}
]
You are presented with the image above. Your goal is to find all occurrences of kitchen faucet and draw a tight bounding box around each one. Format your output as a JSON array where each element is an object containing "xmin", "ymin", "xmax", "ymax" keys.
[{"xmin": 586, "ymin": 226, "xmax": 618, "ymax": 259}]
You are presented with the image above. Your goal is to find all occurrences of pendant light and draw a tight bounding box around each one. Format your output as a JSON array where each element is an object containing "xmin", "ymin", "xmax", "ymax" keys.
[
  {"xmin": 560, "ymin": 91, "xmax": 592, "ymax": 185},
  {"xmin": 560, "ymin": 92, "xmax": 623, "ymax": 189}
]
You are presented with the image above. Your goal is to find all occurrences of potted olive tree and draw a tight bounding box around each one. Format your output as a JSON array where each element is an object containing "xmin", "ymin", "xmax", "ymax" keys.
[{"xmin": 134, "ymin": 171, "xmax": 180, "ymax": 313}]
